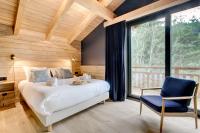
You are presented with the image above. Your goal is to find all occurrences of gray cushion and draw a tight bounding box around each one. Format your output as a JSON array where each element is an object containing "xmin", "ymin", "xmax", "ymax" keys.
[
  {"xmin": 30, "ymin": 69, "xmax": 50, "ymax": 82},
  {"xmin": 61, "ymin": 68, "xmax": 73, "ymax": 79}
]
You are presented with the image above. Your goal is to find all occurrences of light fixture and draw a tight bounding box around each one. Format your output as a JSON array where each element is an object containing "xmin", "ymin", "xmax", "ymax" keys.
[
  {"xmin": 10, "ymin": 54, "xmax": 16, "ymax": 81},
  {"xmin": 72, "ymin": 58, "xmax": 76, "ymax": 62},
  {"xmin": 10, "ymin": 54, "xmax": 16, "ymax": 60}
]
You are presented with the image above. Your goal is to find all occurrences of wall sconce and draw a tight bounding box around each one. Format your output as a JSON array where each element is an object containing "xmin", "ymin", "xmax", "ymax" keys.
[
  {"xmin": 10, "ymin": 54, "xmax": 16, "ymax": 81},
  {"xmin": 10, "ymin": 54, "xmax": 16, "ymax": 60},
  {"xmin": 71, "ymin": 58, "xmax": 76, "ymax": 62}
]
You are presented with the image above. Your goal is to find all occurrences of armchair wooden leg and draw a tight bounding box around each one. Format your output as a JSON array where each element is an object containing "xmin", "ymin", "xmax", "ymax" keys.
[
  {"xmin": 160, "ymin": 99, "xmax": 165, "ymax": 133},
  {"xmin": 140, "ymin": 90, "xmax": 143, "ymax": 115},
  {"xmin": 140, "ymin": 101, "xmax": 142, "ymax": 115},
  {"xmin": 194, "ymin": 97, "xmax": 198, "ymax": 129},
  {"xmin": 160, "ymin": 114, "xmax": 164, "ymax": 133},
  {"xmin": 195, "ymin": 115, "xmax": 198, "ymax": 129}
]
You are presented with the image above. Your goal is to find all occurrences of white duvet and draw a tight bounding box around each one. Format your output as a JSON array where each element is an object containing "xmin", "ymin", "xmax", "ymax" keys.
[{"xmin": 18, "ymin": 78, "xmax": 110, "ymax": 116}]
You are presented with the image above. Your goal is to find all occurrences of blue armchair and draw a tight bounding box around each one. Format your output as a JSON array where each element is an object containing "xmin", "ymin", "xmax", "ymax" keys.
[{"xmin": 140, "ymin": 77, "xmax": 199, "ymax": 133}]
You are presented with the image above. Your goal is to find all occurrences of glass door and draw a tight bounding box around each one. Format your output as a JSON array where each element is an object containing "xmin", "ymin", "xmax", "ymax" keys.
[
  {"xmin": 171, "ymin": 6, "xmax": 200, "ymax": 110},
  {"xmin": 130, "ymin": 18, "xmax": 165, "ymax": 96}
]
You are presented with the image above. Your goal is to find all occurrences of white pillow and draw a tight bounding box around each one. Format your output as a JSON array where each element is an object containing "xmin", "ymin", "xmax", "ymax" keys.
[
  {"xmin": 60, "ymin": 68, "xmax": 73, "ymax": 79},
  {"xmin": 50, "ymin": 68, "xmax": 72, "ymax": 79},
  {"xmin": 50, "ymin": 68, "xmax": 62, "ymax": 78},
  {"xmin": 23, "ymin": 67, "xmax": 49, "ymax": 81},
  {"xmin": 46, "ymin": 78, "xmax": 58, "ymax": 86},
  {"xmin": 29, "ymin": 69, "xmax": 50, "ymax": 82}
]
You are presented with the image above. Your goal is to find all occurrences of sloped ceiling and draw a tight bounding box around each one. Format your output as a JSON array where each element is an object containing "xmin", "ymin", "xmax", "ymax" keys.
[{"xmin": 0, "ymin": 0, "xmax": 124, "ymax": 44}]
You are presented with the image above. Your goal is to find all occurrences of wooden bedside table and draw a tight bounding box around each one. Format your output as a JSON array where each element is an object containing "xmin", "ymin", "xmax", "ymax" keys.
[{"xmin": 0, "ymin": 81, "xmax": 15, "ymax": 109}]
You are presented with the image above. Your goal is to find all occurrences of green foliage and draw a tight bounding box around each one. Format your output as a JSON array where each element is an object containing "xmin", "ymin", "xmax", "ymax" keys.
[{"xmin": 131, "ymin": 13, "xmax": 200, "ymax": 69}]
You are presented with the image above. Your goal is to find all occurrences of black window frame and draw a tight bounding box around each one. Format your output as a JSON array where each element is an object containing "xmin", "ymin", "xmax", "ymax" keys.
[{"xmin": 126, "ymin": 0, "xmax": 200, "ymax": 115}]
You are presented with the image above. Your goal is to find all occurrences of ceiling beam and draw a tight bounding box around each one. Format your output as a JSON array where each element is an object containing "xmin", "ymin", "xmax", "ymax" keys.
[
  {"xmin": 14, "ymin": 0, "xmax": 28, "ymax": 35},
  {"xmin": 75, "ymin": 0, "xmax": 115, "ymax": 21},
  {"xmin": 69, "ymin": 14, "xmax": 96, "ymax": 44},
  {"xmin": 69, "ymin": 0, "xmax": 113, "ymax": 44},
  {"xmin": 104, "ymin": 0, "xmax": 190, "ymax": 27},
  {"xmin": 46, "ymin": 0, "xmax": 74, "ymax": 40}
]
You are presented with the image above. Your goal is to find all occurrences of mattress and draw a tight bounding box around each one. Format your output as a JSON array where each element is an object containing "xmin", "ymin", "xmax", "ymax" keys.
[{"xmin": 18, "ymin": 78, "xmax": 110, "ymax": 116}]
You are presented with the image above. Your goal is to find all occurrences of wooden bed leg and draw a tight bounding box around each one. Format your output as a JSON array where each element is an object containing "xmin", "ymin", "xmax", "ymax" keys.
[
  {"xmin": 42, "ymin": 125, "xmax": 52, "ymax": 133},
  {"xmin": 101, "ymin": 100, "xmax": 105, "ymax": 104},
  {"xmin": 48, "ymin": 125, "xmax": 52, "ymax": 132}
]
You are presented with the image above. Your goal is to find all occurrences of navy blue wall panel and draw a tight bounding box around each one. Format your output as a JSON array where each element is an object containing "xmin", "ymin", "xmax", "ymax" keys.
[{"xmin": 81, "ymin": 0, "xmax": 156, "ymax": 65}]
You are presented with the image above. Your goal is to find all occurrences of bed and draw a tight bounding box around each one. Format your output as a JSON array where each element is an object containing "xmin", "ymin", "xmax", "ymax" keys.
[{"xmin": 18, "ymin": 78, "xmax": 110, "ymax": 132}]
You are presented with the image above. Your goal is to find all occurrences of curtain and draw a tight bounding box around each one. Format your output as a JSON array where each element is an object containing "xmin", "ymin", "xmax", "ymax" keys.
[{"xmin": 105, "ymin": 21, "xmax": 126, "ymax": 101}]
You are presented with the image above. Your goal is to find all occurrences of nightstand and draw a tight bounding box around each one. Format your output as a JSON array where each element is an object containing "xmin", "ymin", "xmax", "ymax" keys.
[{"xmin": 0, "ymin": 81, "xmax": 15, "ymax": 109}]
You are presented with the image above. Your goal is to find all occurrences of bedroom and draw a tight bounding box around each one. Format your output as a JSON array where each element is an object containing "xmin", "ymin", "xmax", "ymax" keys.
[{"xmin": 0, "ymin": 0, "xmax": 200, "ymax": 133}]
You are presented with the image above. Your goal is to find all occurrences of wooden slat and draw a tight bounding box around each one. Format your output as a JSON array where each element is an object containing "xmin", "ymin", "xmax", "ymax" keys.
[
  {"xmin": 69, "ymin": 0, "xmax": 114, "ymax": 44},
  {"xmin": 75, "ymin": 0, "xmax": 115, "ymax": 21},
  {"xmin": 0, "ymin": 30, "xmax": 81, "ymax": 102},
  {"xmin": 81, "ymin": 65, "xmax": 105, "ymax": 80},
  {"xmin": 69, "ymin": 14, "xmax": 96, "ymax": 44},
  {"xmin": 46, "ymin": 0, "xmax": 74, "ymax": 40},
  {"xmin": 0, "ymin": 0, "xmax": 18, "ymax": 26},
  {"xmin": 0, "ymin": 24, "xmax": 13, "ymax": 36},
  {"xmin": 104, "ymin": 0, "xmax": 190, "ymax": 27},
  {"xmin": 14, "ymin": 0, "xmax": 28, "ymax": 35},
  {"xmin": 76, "ymin": 0, "xmax": 124, "ymax": 41}
]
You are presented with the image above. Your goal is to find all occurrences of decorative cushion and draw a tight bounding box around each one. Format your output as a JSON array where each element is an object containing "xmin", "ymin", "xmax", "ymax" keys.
[
  {"xmin": 140, "ymin": 95, "xmax": 188, "ymax": 112},
  {"xmin": 50, "ymin": 68, "xmax": 62, "ymax": 78},
  {"xmin": 50, "ymin": 68, "xmax": 72, "ymax": 79},
  {"xmin": 23, "ymin": 67, "xmax": 50, "ymax": 81},
  {"xmin": 60, "ymin": 68, "xmax": 73, "ymax": 79},
  {"xmin": 161, "ymin": 77, "xmax": 196, "ymax": 106},
  {"xmin": 30, "ymin": 69, "xmax": 50, "ymax": 82}
]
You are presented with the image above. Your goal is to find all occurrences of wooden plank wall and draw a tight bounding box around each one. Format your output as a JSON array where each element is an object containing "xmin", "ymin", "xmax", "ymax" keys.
[
  {"xmin": 0, "ymin": 29, "xmax": 81, "ymax": 100},
  {"xmin": 81, "ymin": 65, "xmax": 105, "ymax": 80}
]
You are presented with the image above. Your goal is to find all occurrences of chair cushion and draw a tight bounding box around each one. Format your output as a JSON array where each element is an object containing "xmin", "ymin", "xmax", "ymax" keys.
[
  {"xmin": 161, "ymin": 77, "xmax": 196, "ymax": 106},
  {"xmin": 140, "ymin": 95, "xmax": 188, "ymax": 113}
]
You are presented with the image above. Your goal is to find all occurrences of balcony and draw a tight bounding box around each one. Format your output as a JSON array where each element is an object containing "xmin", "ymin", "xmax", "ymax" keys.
[{"xmin": 131, "ymin": 66, "xmax": 200, "ymax": 109}]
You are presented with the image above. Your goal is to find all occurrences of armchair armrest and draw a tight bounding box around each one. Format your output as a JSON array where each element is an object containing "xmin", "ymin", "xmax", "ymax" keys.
[
  {"xmin": 141, "ymin": 87, "xmax": 161, "ymax": 96},
  {"xmin": 162, "ymin": 96, "xmax": 193, "ymax": 100},
  {"xmin": 141, "ymin": 87, "xmax": 162, "ymax": 91}
]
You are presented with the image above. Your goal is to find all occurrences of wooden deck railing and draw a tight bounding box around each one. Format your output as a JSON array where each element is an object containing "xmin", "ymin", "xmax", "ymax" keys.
[{"xmin": 132, "ymin": 66, "xmax": 200, "ymax": 89}]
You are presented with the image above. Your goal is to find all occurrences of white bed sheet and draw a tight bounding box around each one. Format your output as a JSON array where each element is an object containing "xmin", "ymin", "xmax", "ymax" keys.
[{"xmin": 18, "ymin": 78, "xmax": 110, "ymax": 116}]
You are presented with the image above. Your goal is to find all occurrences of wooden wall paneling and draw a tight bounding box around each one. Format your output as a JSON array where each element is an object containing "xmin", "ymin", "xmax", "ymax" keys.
[
  {"xmin": 0, "ymin": 0, "xmax": 18, "ymax": 26},
  {"xmin": 75, "ymin": 0, "xmax": 124, "ymax": 41},
  {"xmin": 76, "ymin": 16, "xmax": 104, "ymax": 41},
  {"xmin": 68, "ymin": 14, "xmax": 96, "ymax": 44},
  {"xmin": 68, "ymin": 0, "xmax": 114, "ymax": 44},
  {"xmin": 81, "ymin": 65, "xmax": 105, "ymax": 80},
  {"xmin": 54, "ymin": 2, "xmax": 91, "ymax": 38},
  {"xmin": 14, "ymin": 0, "xmax": 28, "ymax": 35},
  {"xmin": 0, "ymin": 30, "xmax": 81, "ymax": 101},
  {"xmin": 46, "ymin": 0, "xmax": 74, "ymax": 40},
  {"xmin": 0, "ymin": 0, "xmax": 123, "ymax": 40},
  {"xmin": 22, "ymin": 0, "xmax": 63, "ymax": 33},
  {"xmin": 0, "ymin": 24, "xmax": 13, "ymax": 36},
  {"xmin": 75, "ymin": 0, "xmax": 115, "ymax": 21}
]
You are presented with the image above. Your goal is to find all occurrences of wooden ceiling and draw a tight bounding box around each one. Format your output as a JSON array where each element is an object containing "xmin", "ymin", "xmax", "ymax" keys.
[{"xmin": 0, "ymin": 0, "xmax": 124, "ymax": 44}]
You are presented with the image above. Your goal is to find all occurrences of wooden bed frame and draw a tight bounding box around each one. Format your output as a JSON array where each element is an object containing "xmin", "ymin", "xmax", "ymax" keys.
[{"xmin": 21, "ymin": 92, "xmax": 109, "ymax": 132}]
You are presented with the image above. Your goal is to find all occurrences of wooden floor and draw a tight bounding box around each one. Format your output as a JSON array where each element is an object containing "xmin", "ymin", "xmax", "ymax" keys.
[{"xmin": 0, "ymin": 100, "xmax": 199, "ymax": 133}]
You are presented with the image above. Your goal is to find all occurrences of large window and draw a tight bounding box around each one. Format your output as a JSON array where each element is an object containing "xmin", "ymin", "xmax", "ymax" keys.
[
  {"xmin": 171, "ymin": 6, "xmax": 200, "ymax": 109},
  {"xmin": 128, "ymin": 1, "xmax": 200, "ymax": 114},
  {"xmin": 130, "ymin": 18, "xmax": 165, "ymax": 96}
]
